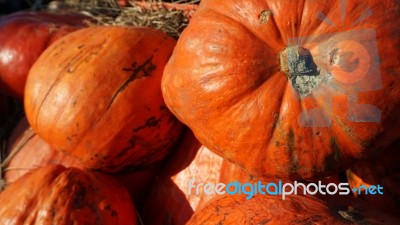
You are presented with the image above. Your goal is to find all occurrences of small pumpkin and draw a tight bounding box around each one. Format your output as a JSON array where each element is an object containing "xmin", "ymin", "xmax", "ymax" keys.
[
  {"xmin": 0, "ymin": 164, "xmax": 137, "ymax": 225},
  {"xmin": 347, "ymin": 139, "xmax": 400, "ymax": 216},
  {"xmin": 187, "ymin": 192, "xmax": 400, "ymax": 224},
  {"xmin": 0, "ymin": 11, "xmax": 89, "ymax": 100},
  {"xmin": 24, "ymin": 26, "xmax": 183, "ymax": 173},
  {"xmin": 2, "ymin": 117, "xmax": 83, "ymax": 186},
  {"xmin": 161, "ymin": 0, "xmax": 400, "ymax": 179}
]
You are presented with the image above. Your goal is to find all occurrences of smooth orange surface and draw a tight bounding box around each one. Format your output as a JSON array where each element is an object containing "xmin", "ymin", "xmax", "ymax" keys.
[{"xmin": 25, "ymin": 26, "xmax": 183, "ymax": 173}]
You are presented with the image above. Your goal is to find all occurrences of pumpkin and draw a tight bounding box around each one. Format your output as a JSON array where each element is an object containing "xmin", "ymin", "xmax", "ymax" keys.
[
  {"xmin": 347, "ymin": 138, "xmax": 400, "ymax": 216},
  {"xmin": 2, "ymin": 118, "xmax": 159, "ymax": 208},
  {"xmin": 24, "ymin": 26, "xmax": 183, "ymax": 173},
  {"xmin": 2, "ymin": 117, "xmax": 83, "ymax": 187},
  {"xmin": 0, "ymin": 11, "xmax": 89, "ymax": 100},
  {"xmin": 161, "ymin": 0, "xmax": 400, "ymax": 179},
  {"xmin": 141, "ymin": 129, "xmax": 201, "ymax": 225},
  {"xmin": 114, "ymin": 165, "xmax": 160, "ymax": 210},
  {"xmin": 142, "ymin": 128, "xmax": 255, "ymax": 225},
  {"xmin": 0, "ymin": 164, "xmax": 137, "ymax": 224},
  {"xmin": 187, "ymin": 192, "xmax": 400, "ymax": 224}
]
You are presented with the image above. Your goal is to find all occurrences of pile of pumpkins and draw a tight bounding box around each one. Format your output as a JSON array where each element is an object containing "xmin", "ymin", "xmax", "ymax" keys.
[{"xmin": 0, "ymin": 0, "xmax": 400, "ymax": 224}]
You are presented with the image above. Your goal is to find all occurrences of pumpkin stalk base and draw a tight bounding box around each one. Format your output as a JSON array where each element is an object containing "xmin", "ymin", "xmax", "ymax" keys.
[{"xmin": 280, "ymin": 45, "xmax": 322, "ymax": 97}]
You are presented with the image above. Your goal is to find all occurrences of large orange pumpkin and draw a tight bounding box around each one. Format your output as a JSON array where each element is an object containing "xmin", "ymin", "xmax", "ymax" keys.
[
  {"xmin": 187, "ymin": 193, "xmax": 400, "ymax": 224},
  {"xmin": 347, "ymin": 138, "xmax": 400, "ymax": 216},
  {"xmin": 0, "ymin": 165, "xmax": 137, "ymax": 224},
  {"xmin": 24, "ymin": 26, "xmax": 183, "ymax": 173},
  {"xmin": 0, "ymin": 11, "xmax": 89, "ymax": 100},
  {"xmin": 161, "ymin": 0, "xmax": 400, "ymax": 179}
]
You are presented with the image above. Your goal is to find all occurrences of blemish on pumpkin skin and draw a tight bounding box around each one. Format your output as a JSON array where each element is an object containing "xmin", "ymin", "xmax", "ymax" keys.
[
  {"xmin": 333, "ymin": 116, "xmax": 354, "ymax": 138},
  {"xmin": 292, "ymin": 215, "xmax": 323, "ymax": 224},
  {"xmin": 133, "ymin": 116, "xmax": 161, "ymax": 133},
  {"xmin": 65, "ymin": 43, "xmax": 106, "ymax": 74},
  {"xmin": 287, "ymin": 128, "xmax": 299, "ymax": 172},
  {"xmin": 259, "ymin": 10, "xmax": 272, "ymax": 24},
  {"xmin": 115, "ymin": 138, "xmax": 136, "ymax": 159},
  {"xmin": 72, "ymin": 184, "xmax": 87, "ymax": 209},
  {"xmin": 71, "ymin": 99, "xmax": 78, "ymax": 107},
  {"xmin": 272, "ymin": 114, "xmax": 279, "ymax": 129},
  {"xmin": 337, "ymin": 209, "xmax": 365, "ymax": 223},
  {"xmin": 258, "ymin": 219, "xmax": 272, "ymax": 225},
  {"xmin": 107, "ymin": 56, "xmax": 156, "ymax": 109}
]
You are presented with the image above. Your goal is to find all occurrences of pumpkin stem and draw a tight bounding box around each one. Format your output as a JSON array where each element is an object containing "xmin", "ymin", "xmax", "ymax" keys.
[{"xmin": 280, "ymin": 45, "xmax": 322, "ymax": 97}]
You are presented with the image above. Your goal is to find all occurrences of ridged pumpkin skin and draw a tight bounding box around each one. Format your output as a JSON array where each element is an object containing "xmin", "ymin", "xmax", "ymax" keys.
[
  {"xmin": 0, "ymin": 11, "xmax": 88, "ymax": 100},
  {"xmin": 162, "ymin": 0, "xmax": 400, "ymax": 179},
  {"xmin": 3, "ymin": 117, "xmax": 83, "ymax": 186},
  {"xmin": 0, "ymin": 165, "xmax": 137, "ymax": 225},
  {"xmin": 187, "ymin": 193, "xmax": 400, "ymax": 225},
  {"xmin": 24, "ymin": 26, "xmax": 183, "ymax": 172},
  {"xmin": 347, "ymin": 139, "xmax": 400, "ymax": 216}
]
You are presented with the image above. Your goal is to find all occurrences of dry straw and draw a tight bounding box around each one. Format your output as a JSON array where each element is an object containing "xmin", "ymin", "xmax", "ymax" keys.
[{"xmin": 46, "ymin": 0, "xmax": 199, "ymax": 38}]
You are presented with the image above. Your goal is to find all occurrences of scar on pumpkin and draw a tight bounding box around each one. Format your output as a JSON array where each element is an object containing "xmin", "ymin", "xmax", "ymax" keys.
[
  {"xmin": 259, "ymin": 10, "xmax": 272, "ymax": 24},
  {"xmin": 107, "ymin": 56, "xmax": 156, "ymax": 109}
]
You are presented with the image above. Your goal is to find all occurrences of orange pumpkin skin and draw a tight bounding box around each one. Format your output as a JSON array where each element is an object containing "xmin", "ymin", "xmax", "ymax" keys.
[
  {"xmin": 142, "ymin": 128, "xmax": 255, "ymax": 225},
  {"xmin": 187, "ymin": 193, "xmax": 400, "ymax": 225},
  {"xmin": 347, "ymin": 139, "xmax": 400, "ymax": 216},
  {"xmin": 0, "ymin": 11, "xmax": 88, "ymax": 100},
  {"xmin": 4, "ymin": 119, "xmax": 158, "ymax": 208},
  {"xmin": 4, "ymin": 117, "xmax": 83, "ymax": 185},
  {"xmin": 0, "ymin": 165, "xmax": 137, "ymax": 225},
  {"xmin": 114, "ymin": 165, "xmax": 160, "ymax": 210},
  {"xmin": 24, "ymin": 26, "xmax": 183, "ymax": 172},
  {"xmin": 161, "ymin": 0, "xmax": 400, "ymax": 179},
  {"xmin": 142, "ymin": 129, "xmax": 201, "ymax": 225}
]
